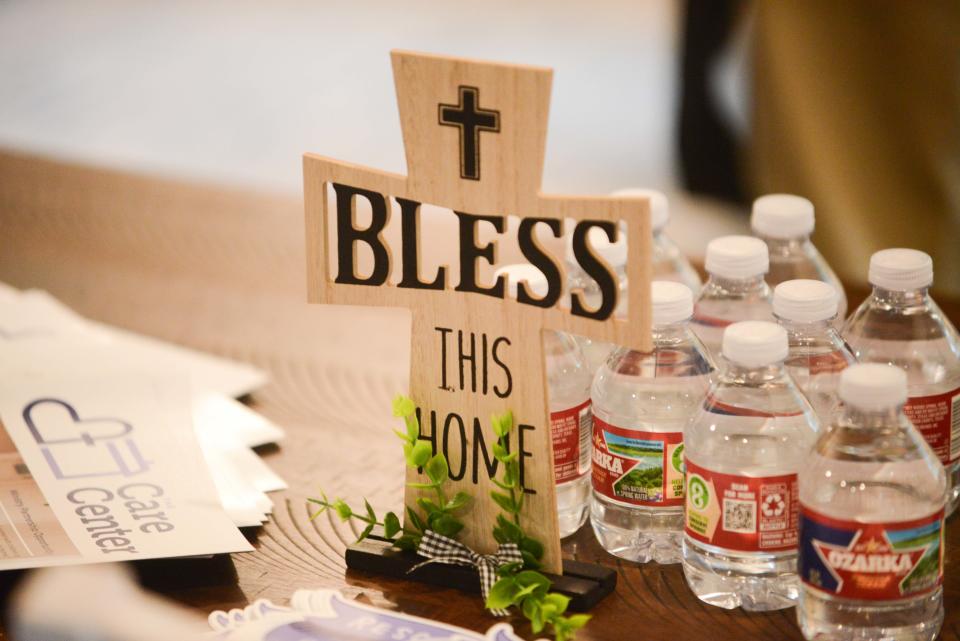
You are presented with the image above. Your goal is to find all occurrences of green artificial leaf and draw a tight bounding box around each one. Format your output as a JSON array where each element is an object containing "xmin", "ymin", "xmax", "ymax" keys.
[
  {"xmin": 394, "ymin": 534, "xmax": 418, "ymax": 551},
  {"xmin": 490, "ymin": 491, "xmax": 517, "ymax": 514},
  {"xmin": 406, "ymin": 506, "xmax": 427, "ymax": 533},
  {"xmin": 383, "ymin": 512, "xmax": 401, "ymax": 538},
  {"xmin": 540, "ymin": 601, "xmax": 558, "ymax": 621},
  {"xmin": 492, "ymin": 441, "xmax": 507, "ymax": 460},
  {"xmin": 491, "ymin": 477, "xmax": 513, "ymax": 491},
  {"xmin": 496, "ymin": 515, "xmax": 522, "ymax": 542},
  {"xmin": 430, "ymin": 513, "xmax": 464, "ymax": 538},
  {"xmin": 564, "ymin": 614, "xmax": 591, "ymax": 629},
  {"xmin": 416, "ymin": 497, "xmax": 441, "ymax": 515},
  {"xmin": 496, "ymin": 562, "xmax": 523, "ymax": 577},
  {"xmin": 490, "ymin": 413, "xmax": 505, "ymax": 438},
  {"xmin": 543, "ymin": 592, "xmax": 570, "ymax": 615},
  {"xmin": 529, "ymin": 603, "xmax": 545, "ymax": 633},
  {"xmin": 519, "ymin": 536, "xmax": 545, "ymax": 560},
  {"xmin": 333, "ymin": 499, "xmax": 352, "ymax": 521},
  {"xmin": 444, "ymin": 491, "xmax": 472, "ymax": 511},
  {"xmin": 406, "ymin": 481, "xmax": 438, "ymax": 490},
  {"xmin": 393, "ymin": 395, "xmax": 415, "ymax": 418},
  {"xmin": 403, "ymin": 442, "xmax": 414, "ymax": 463},
  {"xmin": 515, "ymin": 570, "xmax": 551, "ymax": 593},
  {"xmin": 364, "ymin": 499, "xmax": 376, "ymax": 523},
  {"xmin": 410, "ymin": 440, "xmax": 433, "ymax": 467},
  {"xmin": 358, "ymin": 523, "xmax": 375, "ymax": 542},
  {"xmin": 424, "ymin": 454, "xmax": 449, "ymax": 485},
  {"xmin": 503, "ymin": 463, "xmax": 518, "ymax": 488},
  {"xmin": 520, "ymin": 550, "xmax": 541, "ymax": 570},
  {"xmin": 485, "ymin": 577, "xmax": 518, "ymax": 610},
  {"xmin": 499, "ymin": 410, "xmax": 514, "ymax": 434},
  {"xmin": 405, "ymin": 415, "xmax": 419, "ymax": 441}
]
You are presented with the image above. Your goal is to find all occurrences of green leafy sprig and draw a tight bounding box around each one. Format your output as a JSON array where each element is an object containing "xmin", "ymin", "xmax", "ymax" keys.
[
  {"xmin": 309, "ymin": 395, "xmax": 589, "ymax": 641},
  {"xmin": 309, "ymin": 395, "xmax": 471, "ymax": 551},
  {"xmin": 484, "ymin": 410, "xmax": 591, "ymax": 641}
]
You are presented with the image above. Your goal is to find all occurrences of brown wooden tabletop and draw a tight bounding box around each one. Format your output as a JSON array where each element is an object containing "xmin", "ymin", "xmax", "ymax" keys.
[{"xmin": 0, "ymin": 149, "xmax": 956, "ymax": 640}]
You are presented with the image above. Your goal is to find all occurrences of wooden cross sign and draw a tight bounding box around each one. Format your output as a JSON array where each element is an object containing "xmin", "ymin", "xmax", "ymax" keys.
[{"xmin": 304, "ymin": 50, "xmax": 652, "ymax": 575}]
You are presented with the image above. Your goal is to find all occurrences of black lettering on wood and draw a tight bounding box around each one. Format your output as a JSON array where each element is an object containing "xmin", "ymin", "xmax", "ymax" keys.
[
  {"xmin": 570, "ymin": 220, "xmax": 618, "ymax": 320},
  {"xmin": 397, "ymin": 197, "xmax": 446, "ymax": 290},
  {"xmin": 333, "ymin": 183, "xmax": 391, "ymax": 286},
  {"xmin": 517, "ymin": 218, "xmax": 563, "ymax": 308},
  {"xmin": 518, "ymin": 423, "xmax": 537, "ymax": 495},
  {"xmin": 453, "ymin": 212, "xmax": 505, "ymax": 298},
  {"xmin": 442, "ymin": 413, "xmax": 467, "ymax": 481},
  {"xmin": 491, "ymin": 336, "xmax": 513, "ymax": 398}
]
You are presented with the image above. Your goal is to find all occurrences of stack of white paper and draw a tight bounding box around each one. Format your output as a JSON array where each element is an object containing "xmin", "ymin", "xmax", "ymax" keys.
[{"xmin": 0, "ymin": 283, "xmax": 284, "ymax": 568}]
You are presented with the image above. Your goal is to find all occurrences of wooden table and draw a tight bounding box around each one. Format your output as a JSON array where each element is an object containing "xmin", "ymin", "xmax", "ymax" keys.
[{"xmin": 0, "ymin": 150, "xmax": 956, "ymax": 640}]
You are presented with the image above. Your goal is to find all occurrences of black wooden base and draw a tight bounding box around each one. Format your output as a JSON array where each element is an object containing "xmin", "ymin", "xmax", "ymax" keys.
[{"xmin": 345, "ymin": 536, "xmax": 616, "ymax": 612}]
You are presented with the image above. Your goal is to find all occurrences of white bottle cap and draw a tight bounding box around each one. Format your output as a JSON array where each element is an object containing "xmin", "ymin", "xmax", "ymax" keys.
[
  {"xmin": 839, "ymin": 363, "xmax": 908, "ymax": 411},
  {"xmin": 722, "ymin": 321, "xmax": 788, "ymax": 367},
  {"xmin": 494, "ymin": 263, "xmax": 549, "ymax": 299},
  {"xmin": 773, "ymin": 279, "xmax": 838, "ymax": 322},
  {"xmin": 751, "ymin": 194, "xmax": 815, "ymax": 239},
  {"xmin": 652, "ymin": 281, "xmax": 693, "ymax": 325},
  {"xmin": 868, "ymin": 248, "xmax": 933, "ymax": 291},
  {"xmin": 704, "ymin": 235, "xmax": 769, "ymax": 280},
  {"xmin": 610, "ymin": 188, "xmax": 670, "ymax": 231}
]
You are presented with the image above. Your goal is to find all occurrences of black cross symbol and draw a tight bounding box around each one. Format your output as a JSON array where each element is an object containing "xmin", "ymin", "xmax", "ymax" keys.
[{"xmin": 438, "ymin": 86, "xmax": 500, "ymax": 181}]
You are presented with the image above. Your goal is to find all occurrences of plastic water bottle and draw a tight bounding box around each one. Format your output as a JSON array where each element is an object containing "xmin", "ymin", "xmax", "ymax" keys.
[
  {"xmin": 751, "ymin": 194, "xmax": 847, "ymax": 319},
  {"xmin": 567, "ymin": 190, "xmax": 703, "ymax": 374},
  {"xmin": 691, "ymin": 235, "xmax": 773, "ymax": 362},
  {"xmin": 611, "ymin": 189, "xmax": 703, "ymax": 293},
  {"xmin": 798, "ymin": 364, "xmax": 946, "ymax": 641},
  {"xmin": 590, "ymin": 281, "xmax": 716, "ymax": 563},
  {"xmin": 842, "ymin": 249, "xmax": 960, "ymax": 516},
  {"xmin": 683, "ymin": 321, "xmax": 820, "ymax": 610},
  {"xmin": 774, "ymin": 279, "xmax": 857, "ymax": 424},
  {"xmin": 564, "ymin": 222, "xmax": 627, "ymax": 374},
  {"xmin": 495, "ymin": 264, "xmax": 592, "ymax": 537}
]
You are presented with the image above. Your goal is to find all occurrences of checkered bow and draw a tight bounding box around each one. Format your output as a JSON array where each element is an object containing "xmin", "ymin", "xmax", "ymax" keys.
[{"xmin": 411, "ymin": 530, "xmax": 523, "ymax": 616}]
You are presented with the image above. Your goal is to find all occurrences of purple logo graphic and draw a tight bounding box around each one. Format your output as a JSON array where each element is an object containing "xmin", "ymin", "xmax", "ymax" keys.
[{"xmin": 22, "ymin": 398, "xmax": 151, "ymax": 479}]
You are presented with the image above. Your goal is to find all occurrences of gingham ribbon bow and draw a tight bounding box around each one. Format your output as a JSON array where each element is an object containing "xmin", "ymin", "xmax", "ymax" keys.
[{"xmin": 411, "ymin": 530, "xmax": 523, "ymax": 616}]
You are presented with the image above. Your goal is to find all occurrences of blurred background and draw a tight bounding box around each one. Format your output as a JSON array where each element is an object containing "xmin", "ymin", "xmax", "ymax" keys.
[{"xmin": 1, "ymin": 0, "xmax": 956, "ymax": 292}]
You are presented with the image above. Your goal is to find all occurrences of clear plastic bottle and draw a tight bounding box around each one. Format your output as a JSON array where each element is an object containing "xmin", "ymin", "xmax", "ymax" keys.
[
  {"xmin": 691, "ymin": 235, "xmax": 774, "ymax": 363},
  {"xmin": 495, "ymin": 264, "xmax": 593, "ymax": 537},
  {"xmin": 567, "ymin": 190, "xmax": 703, "ymax": 374},
  {"xmin": 611, "ymin": 189, "xmax": 703, "ymax": 293},
  {"xmin": 774, "ymin": 279, "xmax": 857, "ymax": 425},
  {"xmin": 683, "ymin": 321, "xmax": 820, "ymax": 610},
  {"xmin": 798, "ymin": 364, "xmax": 946, "ymax": 641},
  {"xmin": 590, "ymin": 281, "xmax": 716, "ymax": 563},
  {"xmin": 564, "ymin": 224, "xmax": 627, "ymax": 375},
  {"xmin": 752, "ymin": 194, "xmax": 848, "ymax": 319},
  {"xmin": 842, "ymin": 249, "xmax": 960, "ymax": 516}
]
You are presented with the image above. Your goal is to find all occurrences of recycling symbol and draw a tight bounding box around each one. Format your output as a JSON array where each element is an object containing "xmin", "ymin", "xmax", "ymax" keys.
[{"xmin": 761, "ymin": 493, "xmax": 785, "ymax": 517}]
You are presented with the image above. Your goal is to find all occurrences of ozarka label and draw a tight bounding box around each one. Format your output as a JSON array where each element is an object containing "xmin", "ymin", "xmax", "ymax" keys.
[
  {"xmin": 685, "ymin": 459, "xmax": 799, "ymax": 552},
  {"xmin": 550, "ymin": 399, "xmax": 591, "ymax": 484},
  {"xmin": 591, "ymin": 416, "xmax": 684, "ymax": 506},
  {"xmin": 799, "ymin": 507, "xmax": 944, "ymax": 600},
  {"xmin": 903, "ymin": 387, "xmax": 960, "ymax": 465}
]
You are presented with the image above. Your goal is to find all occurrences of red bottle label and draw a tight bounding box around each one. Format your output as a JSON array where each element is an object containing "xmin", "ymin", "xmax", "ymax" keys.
[
  {"xmin": 591, "ymin": 416, "xmax": 684, "ymax": 506},
  {"xmin": 550, "ymin": 399, "xmax": 592, "ymax": 484},
  {"xmin": 685, "ymin": 459, "xmax": 799, "ymax": 552},
  {"xmin": 903, "ymin": 387, "xmax": 960, "ymax": 465},
  {"xmin": 799, "ymin": 507, "xmax": 944, "ymax": 601}
]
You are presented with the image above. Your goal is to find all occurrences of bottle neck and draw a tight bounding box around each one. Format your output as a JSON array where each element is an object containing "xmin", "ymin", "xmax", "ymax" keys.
[
  {"xmin": 777, "ymin": 317, "xmax": 838, "ymax": 339},
  {"xmin": 839, "ymin": 404, "xmax": 903, "ymax": 429},
  {"xmin": 651, "ymin": 319, "xmax": 693, "ymax": 343},
  {"xmin": 756, "ymin": 234, "xmax": 810, "ymax": 256},
  {"xmin": 706, "ymin": 274, "xmax": 767, "ymax": 293},
  {"xmin": 871, "ymin": 286, "xmax": 930, "ymax": 309},
  {"xmin": 722, "ymin": 361, "xmax": 787, "ymax": 384}
]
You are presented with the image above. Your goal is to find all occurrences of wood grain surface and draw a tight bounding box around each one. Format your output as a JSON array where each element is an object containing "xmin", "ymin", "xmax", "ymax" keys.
[{"xmin": 0, "ymin": 149, "xmax": 956, "ymax": 640}]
